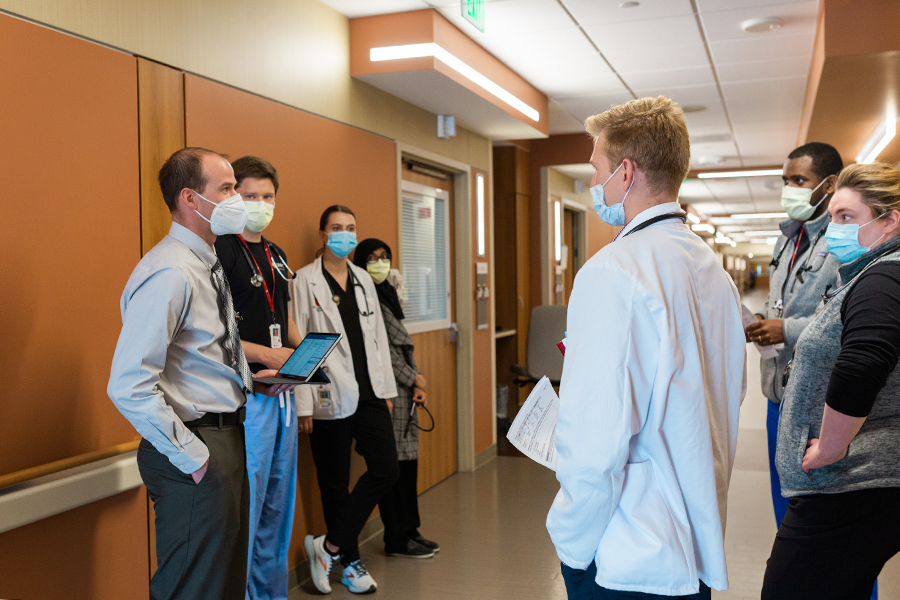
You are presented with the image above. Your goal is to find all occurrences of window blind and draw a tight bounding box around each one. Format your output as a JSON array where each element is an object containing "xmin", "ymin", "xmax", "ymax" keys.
[{"xmin": 401, "ymin": 190, "xmax": 449, "ymax": 328}]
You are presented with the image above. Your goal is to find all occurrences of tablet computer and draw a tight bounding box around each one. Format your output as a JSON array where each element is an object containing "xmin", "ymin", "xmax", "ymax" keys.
[{"xmin": 252, "ymin": 332, "xmax": 342, "ymax": 385}]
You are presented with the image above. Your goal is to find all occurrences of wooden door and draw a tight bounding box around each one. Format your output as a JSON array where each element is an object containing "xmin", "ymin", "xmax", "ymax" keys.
[{"xmin": 401, "ymin": 164, "xmax": 459, "ymax": 493}]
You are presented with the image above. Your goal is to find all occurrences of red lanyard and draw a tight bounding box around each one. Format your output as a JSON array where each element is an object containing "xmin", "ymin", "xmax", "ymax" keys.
[
  {"xmin": 788, "ymin": 225, "xmax": 805, "ymax": 274},
  {"xmin": 238, "ymin": 235, "xmax": 276, "ymax": 318}
]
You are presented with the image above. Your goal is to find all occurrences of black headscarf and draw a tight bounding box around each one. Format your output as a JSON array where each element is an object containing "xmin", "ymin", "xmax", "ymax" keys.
[{"xmin": 353, "ymin": 238, "xmax": 405, "ymax": 321}]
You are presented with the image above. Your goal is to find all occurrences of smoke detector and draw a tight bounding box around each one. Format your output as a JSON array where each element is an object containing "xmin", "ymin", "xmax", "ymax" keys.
[{"xmin": 741, "ymin": 17, "xmax": 785, "ymax": 33}]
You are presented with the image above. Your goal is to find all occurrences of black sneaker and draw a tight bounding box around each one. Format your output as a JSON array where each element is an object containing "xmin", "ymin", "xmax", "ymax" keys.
[
  {"xmin": 411, "ymin": 534, "xmax": 440, "ymax": 553},
  {"xmin": 385, "ymin": 539, "xmax": 435, "ymax": 559}
]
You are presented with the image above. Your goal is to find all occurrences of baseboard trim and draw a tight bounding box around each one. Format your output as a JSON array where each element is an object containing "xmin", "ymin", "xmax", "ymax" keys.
[{"xmin": 475, "ymin": 444, "xmax": 497, "ymax": 469}]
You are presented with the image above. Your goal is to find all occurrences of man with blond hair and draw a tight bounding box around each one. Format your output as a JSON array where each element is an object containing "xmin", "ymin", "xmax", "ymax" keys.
[{"xmin": 546, "ymin": 97, "xmax": 746, "ymax": 599}]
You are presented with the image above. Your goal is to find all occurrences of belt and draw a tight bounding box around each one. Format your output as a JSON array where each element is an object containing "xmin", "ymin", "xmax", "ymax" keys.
[{"xmin": 184, "ymin": 405, "xmax": 246, "ymax": 429}]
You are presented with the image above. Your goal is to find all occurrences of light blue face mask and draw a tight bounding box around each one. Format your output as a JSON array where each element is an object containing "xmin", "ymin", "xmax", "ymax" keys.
[
  {"xmin": 825, "ymin": 213, "xmax": 887, "ymax": 263},
  {"xmin": 590, "ymin": 163, "xmax": 634, "ymax": 227},
  {"xmin": 326, "ymin": 230, "xmax": 358, "ymax": 258}
]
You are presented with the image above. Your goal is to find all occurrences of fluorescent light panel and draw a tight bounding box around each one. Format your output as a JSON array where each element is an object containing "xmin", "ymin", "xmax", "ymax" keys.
[
  {"xmin": 697, "ymin": 169, "xmax": 783, "ymax": 179},
  {"xmin": 743, "ymin": 230, "xmax": 782, "ymax": 236},
  {"xmin": 856, "ymin": 116, "xmax": 897, "ymax": 164},
  {"xmin": 686, "ymin": 213, "xmax": 700, "ymax": 224},
  {"xmin": 476, "ymin": 173, "xmax": 486, "ymax": 257},
  {"xmin": 370, "ymin": 43, "xmax": 540, "ymax": 122},
  {"xmin": 691, "ymin": 223, "xmax": 715, "ymax": 233},
  {"xmin": 730, "ymin": 212, "xmax": 788, "ymax": 220},
  {"xmin": 554, "ymin": 200, "xmax": 562, "ymax": 262}
]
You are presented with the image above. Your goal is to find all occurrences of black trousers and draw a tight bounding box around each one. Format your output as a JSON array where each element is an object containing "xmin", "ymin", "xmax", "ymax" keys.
[
  {"xmin": 561, "ymin": 562, "xmax": 711, "ymax": 600},
  {"xmin": 308, "ymin": 397, "xmax": 399, "ymax": 564},
  {"xmin": 137, "ymin": 424, "xmax": 250, "ymax": 600},
  {"xmin": 378, "ymin": 459, "xmax": 421, "ymax": 548},
  {"xmin": 762, "ymin": 487, "xmax": 900, "ymax": 600}
]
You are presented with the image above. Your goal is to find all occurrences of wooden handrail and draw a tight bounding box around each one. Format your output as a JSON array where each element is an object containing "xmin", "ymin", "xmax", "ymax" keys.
[{"xmin": 0, "ymin": 438, "xmax": 141, "ymax": 490}]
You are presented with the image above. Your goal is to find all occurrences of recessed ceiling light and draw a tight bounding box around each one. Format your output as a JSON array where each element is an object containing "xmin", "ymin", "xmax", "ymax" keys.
[
  {"xmin": 681, "ymin": 105, "xmax": 707, "ymax": 114},
  {"xmin": 620, "ymin": 1, "xmax": 640, "ymax": 8},
  {"xmin": 741, "ymin": 17, "xmax": 785, "ymax": 33}
]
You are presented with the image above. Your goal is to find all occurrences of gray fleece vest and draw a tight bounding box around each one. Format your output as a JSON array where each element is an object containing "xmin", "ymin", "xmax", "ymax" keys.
[
  {"xmin": 775, "ymin": 238, "xmax": 900, "ymax": 496},
  {"xmin": 761, "ymin": 211, "xmax": 840, "ymax": 402}
]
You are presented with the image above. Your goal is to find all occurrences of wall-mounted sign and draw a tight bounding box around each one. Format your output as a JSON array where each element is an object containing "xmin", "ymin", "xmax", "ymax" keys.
[{"xmin": 461, "ymin": 0, "xmax": 485, "ymax": 32}]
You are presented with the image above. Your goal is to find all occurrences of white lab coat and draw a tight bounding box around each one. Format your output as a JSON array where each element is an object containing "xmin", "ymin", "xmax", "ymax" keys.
[
  {"xmin": 546, "ymin": 202, "xmax": 746, "ymax": 595},
  {"xmin": 288, "ymin": 257, "xmax": 397, "ymax": 419}
]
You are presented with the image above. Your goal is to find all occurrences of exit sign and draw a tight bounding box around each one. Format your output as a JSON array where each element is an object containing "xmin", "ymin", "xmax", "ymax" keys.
[{"xmin": 461, "ymin": 0, "xmax": 485, "ymax": 32}]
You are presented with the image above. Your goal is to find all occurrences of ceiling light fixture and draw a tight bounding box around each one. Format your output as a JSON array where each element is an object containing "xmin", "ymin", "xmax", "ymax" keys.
[
  {"xmin": 743, "ymin": 230, "xmax": 782, "ymax": 237},
  {"xmin": 691, "ymin": 223, "xmax": 715, "ymax": 234},
  {"xmin": 619, "ymin": 1, "xmax": 640, "ymax": 7},
  {"xmin": 686, "ymin": 213, "xmax": 701, "ymax": 224},
  {"xmin": 856, "ymin": 116, "xmax": 897, "ymax": 164},
  {"xmin": 730, "ymin": 212, "xmax": 788, "ymax": 220},
  {"xmin": 370, "ymin": 43, "xmax": 540, "ymax": 122},
  {"xmin": 697, "ymin": 169, "xmax": 783, "ymax": 179},
  {"xmin": 682, "ymin": 105, "xmax": 707, "ymax": 114},
  {"xmin": 741, "ymin": 17, "xmax": 785, "ymax": 33}
]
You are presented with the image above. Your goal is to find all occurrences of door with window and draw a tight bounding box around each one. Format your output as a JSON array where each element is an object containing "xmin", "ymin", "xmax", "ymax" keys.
[{"xmin": 400, "ymin": 165, "xmax": 458, "ymax": 492}]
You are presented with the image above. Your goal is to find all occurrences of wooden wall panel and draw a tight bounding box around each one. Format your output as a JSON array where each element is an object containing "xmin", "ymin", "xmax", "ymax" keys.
[
  {"xmin": 0, "ymin": 13, "xmax": 140, "ymax": 474},
  {"xmin": 138, "ymin": 58, "xmax": 184, "ymax": 254},
  {"xmin": 182, "ymin": 73, "xmax": 398, "ymax": 571},
  {"xmin": 0, "ymin": 488, "xmax": 149, "ymax": 600}
]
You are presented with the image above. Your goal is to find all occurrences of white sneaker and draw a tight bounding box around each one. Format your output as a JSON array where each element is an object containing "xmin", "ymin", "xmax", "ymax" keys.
[
  {"xmin": 341, "ymin": 560, "xmax": 377, "ymax": 594},
  {"xmin": 305, "ymin": 534, "xmax": 338, "ymax": 594}
]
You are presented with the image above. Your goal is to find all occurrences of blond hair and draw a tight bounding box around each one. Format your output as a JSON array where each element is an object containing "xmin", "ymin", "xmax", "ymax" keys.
[
  {"xmin": 585, "ymin": 96, "xmax": 690, "ymax": 197},
  {"xmin": 835, "ymin": 163, "xmax": 900, "ymax": 218}
]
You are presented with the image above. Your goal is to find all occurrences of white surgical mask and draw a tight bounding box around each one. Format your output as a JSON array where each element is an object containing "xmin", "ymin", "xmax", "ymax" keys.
[
  {"xmin": 193, "ymin": 190, "xmax": 249, "ymax": 235},
  {"xmin": 244, "ymin": 201, "xmax": 275, "ymax": 233},
  {"xmin": 781, "ymin": 178, "xmax": 828, "ymax": 221}
]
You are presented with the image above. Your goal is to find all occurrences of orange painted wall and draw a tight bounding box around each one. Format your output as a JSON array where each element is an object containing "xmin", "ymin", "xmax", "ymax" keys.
[
  {"xmin": 183, "ymin": 73, "xmax": 398, "ymax": 570},
  {"xmin": 472, "ymin": 170, "xmax": 494, "ymax": 455},
  {"xmin": 0, "ymin": 13, "xmax": 147, "ymax": 599}
]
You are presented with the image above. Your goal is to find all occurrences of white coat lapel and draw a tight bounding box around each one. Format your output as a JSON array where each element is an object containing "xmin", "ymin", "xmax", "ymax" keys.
[{"xmin": 310, "ymin": 260, "xmax": 351, "ymax": 357}]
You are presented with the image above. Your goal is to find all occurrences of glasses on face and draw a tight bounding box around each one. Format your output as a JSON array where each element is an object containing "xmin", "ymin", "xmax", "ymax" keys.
[{"xmin": 366, "ymin": 254, "xmax": 391, "ymax": 265}]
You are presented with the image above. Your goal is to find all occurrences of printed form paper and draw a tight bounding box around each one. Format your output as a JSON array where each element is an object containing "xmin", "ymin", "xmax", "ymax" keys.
[
  {"xmin": 741, "ymin": 304, "xmax": 778, "ymax": 359},
  {"xmin": 506, "ymin": 376, "xmax": 559, "ymax": 471}
]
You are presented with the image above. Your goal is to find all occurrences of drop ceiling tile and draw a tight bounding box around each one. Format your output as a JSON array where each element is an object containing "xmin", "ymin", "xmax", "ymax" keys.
[
  {"xmin": 437, "ymin": 0, "xmax": 575, "ymax": 37},
  {"xmin": 688, "ymin": 201, "xmax": 728, "ymax": 215},
  {"xmin": 699, "ymin": 1, "xmax": 818, "ymax": 43},
  {"xmin": 696, "ymin": 0, "xmax": 815, "ymax": 14},
  {"xmin": 702, "ymin": 178, "xmax": 753, "ymax": 200},
  {"xmin": 622, "ymin": 66, "xmax": 717, "ymax": 90},
  {"xmin": 506, "ymin": 54, "xmax": 627, "ymax": 96},
  {"xmin": 318, "ymin": 0, "xmax": 428, "ymax": 17},
  {"xmin": 633, "ymin": 84, "xmax": 722, "ymax": 104},
  {"xmin": 709, "ymin": 32, "xmax": 815, "ymax": 63},
  {"xmin": 716, "ymin": 55, "xmax": 811, "ymax": 83},
  {"xmin": 565, "ymin": 0, "xmax": 695, "ymax": 27},
  {"xmin": 679, "ymin": 179, "xmax": 714, "ymax": 200},
  {"xmin": 478, "ymin": 27, "xmax": 594, "ymax": 60},
  {"xmin": 555, "ymin": 92, "xmax": 638, "ymax": 122},
  {"xmin": 584, "ymin": 14, "xmax": 704, "ymax": 51},
  {"xmin": 605, "ymin": 43, "xmax": 711, "ymax": 73},
  {"xmin": 745, "ymin": 175, "xmax": 786, "ymax": 196},
  {"xmin": 755, "ymin": 198, "xmax": 787, "ymax": 211},
  {"xmin": 721, "ymin": 76, "xmax": 806, "ymax": 123},
  {"xmin": 722, "ymin": 201, "xmax": 758, "ymax": 213}
]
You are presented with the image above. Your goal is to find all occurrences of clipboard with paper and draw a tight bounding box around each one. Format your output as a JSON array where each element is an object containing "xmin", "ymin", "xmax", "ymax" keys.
[{"xmin": 506, "ymin": 376, "xmax": 559, "ymax": 470}]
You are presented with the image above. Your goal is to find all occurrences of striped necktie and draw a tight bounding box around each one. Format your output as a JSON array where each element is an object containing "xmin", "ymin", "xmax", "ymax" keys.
[{"xmin": 211, "ymin": 259, "xmax": 254, "ymax": 395}]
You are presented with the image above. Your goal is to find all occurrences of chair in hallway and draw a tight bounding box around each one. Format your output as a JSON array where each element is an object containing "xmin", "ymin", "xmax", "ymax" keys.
[{"xmin": 511, "ymin": 304, "xmax": 566, "ymax": 387}]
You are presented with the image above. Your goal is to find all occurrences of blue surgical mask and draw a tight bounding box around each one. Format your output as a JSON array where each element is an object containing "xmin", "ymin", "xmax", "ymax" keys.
[
  {"xmin": 825, "ymin": 213, "xmax": 887, "ymax": 263},
  {"xmin": 326, "ymin": 230, "xmax": 358, "ymax": 258},
  {"xmin": 590, "ymin": 163, "xmax": 634, "ymax": 227}
]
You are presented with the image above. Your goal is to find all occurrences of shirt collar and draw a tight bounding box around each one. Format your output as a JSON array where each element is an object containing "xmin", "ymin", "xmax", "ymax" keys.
[
  {"xmin": 780, "ymin": 210, "xmax": 830, "ymax": 239},
  {"xmin": 169, "ymin": 222, "xmax": 218, "ymax": 269},
  {"xmin": 618, "ymin": 201, "xmax": 683, "ymax": 238}
]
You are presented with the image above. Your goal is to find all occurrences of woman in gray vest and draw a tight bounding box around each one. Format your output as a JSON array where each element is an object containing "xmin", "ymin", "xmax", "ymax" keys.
[{"xmin": 761, "ymin": 163, "xmax": 900, "ymax": 600}]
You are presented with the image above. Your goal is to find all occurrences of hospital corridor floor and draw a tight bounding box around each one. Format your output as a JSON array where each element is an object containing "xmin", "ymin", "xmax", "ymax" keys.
[{"xmin": 289, "ymin": 290, "xmax": 900, "ymax": 599}]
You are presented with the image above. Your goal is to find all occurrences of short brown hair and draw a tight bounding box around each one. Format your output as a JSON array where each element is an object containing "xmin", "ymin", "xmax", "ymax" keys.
[
  {"xmin": 157, "ymin": 147, "xmax": 227, "ymax": 213},
  {"xmin": 835, "ymin": 163, "xmax": 900, "ymax": 218},
  {"xmin": 585, "ymin": 96, "xmax": 690, "ymax": 197},
  {"xmin": 232, "ymin": 155, "xmax": 279, "ymax": 193}
]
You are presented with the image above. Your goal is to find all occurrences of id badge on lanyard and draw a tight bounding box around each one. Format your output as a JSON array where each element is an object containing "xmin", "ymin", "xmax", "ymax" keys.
[
  {"xmin": 269, "ymin": 323, "xmax": 282, "ymax": 348},
  {"xmin": 317, "ymin": 386, "xmax": 331, "ymax": 408},
  {"xmin": 774, "ymin": 298, "xmax": 784, "ymax": 318}
]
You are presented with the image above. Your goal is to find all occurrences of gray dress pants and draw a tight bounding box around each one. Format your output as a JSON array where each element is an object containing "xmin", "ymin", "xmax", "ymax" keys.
[{"xmin": 138, "ymin": 423, "xmax": 250, "ymax": 600}]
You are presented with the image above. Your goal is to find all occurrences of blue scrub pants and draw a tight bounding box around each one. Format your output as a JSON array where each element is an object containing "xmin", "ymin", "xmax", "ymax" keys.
[{"xmin": 244, "ymin": 391, "xmax": 298, "ymax": 600}]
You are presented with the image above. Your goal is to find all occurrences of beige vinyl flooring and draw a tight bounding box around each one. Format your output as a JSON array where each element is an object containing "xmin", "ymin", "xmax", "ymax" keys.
[{"xmin": 291, "ymin": 288, "xmax": 900, "ymax": 599}]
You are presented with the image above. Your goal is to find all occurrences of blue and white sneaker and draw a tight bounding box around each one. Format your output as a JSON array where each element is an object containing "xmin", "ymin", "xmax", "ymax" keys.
[
  {"xmin": 305, "ymin": 534, "xmax": 338, "ymax": 594},
  {"xmin": 341, "ymin": 560, "xmax": 377, "ymax": 594}
]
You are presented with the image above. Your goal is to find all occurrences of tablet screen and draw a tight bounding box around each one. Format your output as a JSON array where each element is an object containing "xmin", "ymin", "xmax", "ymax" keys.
[{"xmin": 279, "ymin": 333, "xmax": 341, "ymax": 379}]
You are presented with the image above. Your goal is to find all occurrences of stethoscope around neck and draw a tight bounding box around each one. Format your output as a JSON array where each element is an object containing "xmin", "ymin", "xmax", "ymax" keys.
[
  {"xmin": 324, "ymin": 261, "xmax": 374, "ymax": 318},
  {"xmin": 237, "ymin": 237, "xmax": 296, "ymax": 287}
]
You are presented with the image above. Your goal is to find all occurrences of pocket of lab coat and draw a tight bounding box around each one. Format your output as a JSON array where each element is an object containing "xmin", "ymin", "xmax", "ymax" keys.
[{"xmin": 595, "ymin": 461, "xmax": 695, "ymax": 592}]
